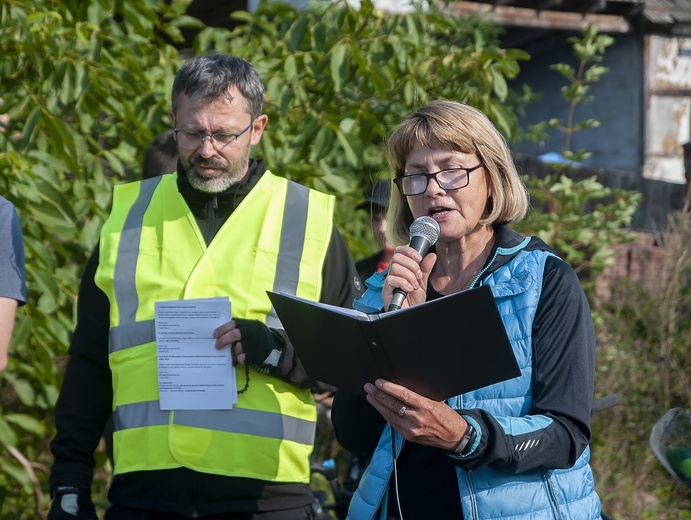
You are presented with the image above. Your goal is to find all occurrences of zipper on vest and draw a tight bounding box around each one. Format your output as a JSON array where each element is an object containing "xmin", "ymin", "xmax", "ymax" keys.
[
  {"xmin": 543, "ymin": 473, "xmax": 562, "ymax": 520},
  {"xmin": 464, "ymin": 471, "xmax": 478, "ymax": 520},
  {"xmin": 469, "ymin": 248, "xmax": 499, "ymax": 290}
]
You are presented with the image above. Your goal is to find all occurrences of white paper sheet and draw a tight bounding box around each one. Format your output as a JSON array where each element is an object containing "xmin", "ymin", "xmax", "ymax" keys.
[{"xmin": 155, "ymin": 297, "xmax": 236, "ymax": 410}]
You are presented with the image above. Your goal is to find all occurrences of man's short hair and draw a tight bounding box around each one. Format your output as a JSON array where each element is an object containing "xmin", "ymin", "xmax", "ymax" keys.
[{"xmin": 171, "ymin": 53, "xmax": 265, "ymax": 119}]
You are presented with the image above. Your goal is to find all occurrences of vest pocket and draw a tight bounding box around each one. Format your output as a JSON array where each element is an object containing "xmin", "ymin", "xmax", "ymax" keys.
[{"xmin": 489, "ymin": 268, "xmax": 534, "ymax": 299}]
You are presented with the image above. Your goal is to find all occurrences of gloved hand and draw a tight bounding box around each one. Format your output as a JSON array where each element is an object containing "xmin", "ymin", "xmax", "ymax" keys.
[
  {"xmin": 233, "ymin": 318, "xmax": 283, "ymax": 370},
  {"xmin": 46, "ymin": 486, "xmax": 96, "ymax": 520}
]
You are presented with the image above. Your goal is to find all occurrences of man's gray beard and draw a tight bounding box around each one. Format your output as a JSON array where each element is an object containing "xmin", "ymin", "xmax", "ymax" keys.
[
  {"xmin": 182, "ymin": 144, "xmax": 251, "ymax": 194},
  {"xmin": 186, "ymin": 170, "xmax": 239, "ymax": 193}
]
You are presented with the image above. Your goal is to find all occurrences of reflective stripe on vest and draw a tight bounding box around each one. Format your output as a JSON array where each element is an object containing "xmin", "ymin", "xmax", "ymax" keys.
[
  {"xmin": 113, "ymin": 400, "xmax": 314, "ymax": 445},
  {"xmin": 112, "ymin": 175, "xmax": 164, "ymax": 325},
  {"xmin": 97, "ymin": 171, "xmax": 334, "ymax": 481}
]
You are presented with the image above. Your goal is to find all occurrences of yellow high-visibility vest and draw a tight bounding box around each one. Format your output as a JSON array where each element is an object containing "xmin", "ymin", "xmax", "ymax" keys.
[{"xmin": 95, "ymin": 171, "xmax": 334, "ymax": 482}]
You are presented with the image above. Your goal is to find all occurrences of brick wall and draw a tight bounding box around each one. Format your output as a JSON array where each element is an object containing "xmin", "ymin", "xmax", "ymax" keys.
[{"xmin": 595, "ymin": 231, "xmax": 674, "ymax": 302}]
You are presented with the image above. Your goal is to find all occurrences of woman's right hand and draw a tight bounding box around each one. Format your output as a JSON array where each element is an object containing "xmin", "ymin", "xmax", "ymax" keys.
[{"xmin": 382, "ymin": 245, "xmax": 436, "ymax": 310}]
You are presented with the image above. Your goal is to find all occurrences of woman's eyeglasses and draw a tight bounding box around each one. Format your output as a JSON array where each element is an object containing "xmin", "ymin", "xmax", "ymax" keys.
[{"xmin": 393, "ymin": 164, "xmax": 483, "ymax": 196}]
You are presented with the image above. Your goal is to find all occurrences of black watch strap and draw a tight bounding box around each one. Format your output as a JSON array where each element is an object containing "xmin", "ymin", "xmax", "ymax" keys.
[{"xmin": 453, "ymin": 423, "xmax": 477, "ymax": 456}]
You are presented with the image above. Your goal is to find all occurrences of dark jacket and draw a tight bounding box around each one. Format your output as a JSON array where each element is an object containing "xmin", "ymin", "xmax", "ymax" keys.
[{"xmin": 355, "ymin": 250, "xmax": 384, "ymax": 283}]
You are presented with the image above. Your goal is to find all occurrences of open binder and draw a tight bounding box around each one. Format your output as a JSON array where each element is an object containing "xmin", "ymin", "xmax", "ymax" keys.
[{"xmin": 267, "ymin": 286, "xmax": 520, "ymax": 401}]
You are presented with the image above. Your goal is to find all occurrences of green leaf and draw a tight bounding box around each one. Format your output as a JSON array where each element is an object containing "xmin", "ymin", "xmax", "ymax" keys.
[
  {"xmin": 310, "ymin": 124, "xmax": 335, "ymax": 162},
  {"xmin": 330, "ymin": 43, "xmax": 347, "ymax": 91},
  {"xmin": 0, "ymin": 458, "xmax": 33, "ymax": 493},
  {"xmin": 487, "ymin": 103, "xmax": 512, "ymax": 138},
  {"xmin": 335, "ymin": 127, "xmax": 361, "ymax": 167},
  {"xmin": 0, "ymin": 417, "xmax": 18, "ymax": 447},
  {"xmin": 288, "ymin": 15, "xmax": 309, "ymax": 51},
  {"xmin": 170, "ymin": 15, "xmax": 206, "ymax": 29},
  {"xmin": 310, "ymin": 21, "xmax": 326, "ymax": 52},
  {"xmin": 3, "ymin": 414, "xmax": 45, "ymax": 437},
  {"xmin": 284, "ymin": 55, "xmax": 298, "ymax": 80},
  {"xmin": 10, "ymin": 314, "xmax": 32, "ymax": 349},
  {"xmin": 102, "ymin": 150, "xmax": 126, "ymax": 177},
  {"xmin": 404, "ymin": 14, "xmax": 422, "ymax": 46},
  {"xmin": 19, "ymin": 107, "xmax": 41, "ymax": 151},
  {"xmin": 490, "ymin": 66, "xmax": 508, "ymax": 100}
]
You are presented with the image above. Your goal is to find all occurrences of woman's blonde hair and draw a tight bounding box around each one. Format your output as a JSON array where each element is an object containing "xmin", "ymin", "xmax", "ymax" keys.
[{"xmin": 386, "ymin": 100, "xmax": 528, "ymax": 244}]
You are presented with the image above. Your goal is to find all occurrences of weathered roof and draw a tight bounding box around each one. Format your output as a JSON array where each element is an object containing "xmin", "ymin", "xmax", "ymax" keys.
[
  {"xmin": 643, "ymin": 0, "xmax": 691, "ymax": 35},
  {"xmin": 455, "ymin": 0, "xmax": 691, "ymax": 35},
  {"xmin": 451, "ymin": 0, "xmax": 691, "ymax": 48},
  {"xmin": 456, "ymin": 1, "xmax": 644, "ymax": 18}
]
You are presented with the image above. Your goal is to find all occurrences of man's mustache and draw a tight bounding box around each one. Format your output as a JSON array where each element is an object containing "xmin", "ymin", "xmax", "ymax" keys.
[{"xmin": 191, "ymin": 156, "xmax": 225, "ymax": 169}]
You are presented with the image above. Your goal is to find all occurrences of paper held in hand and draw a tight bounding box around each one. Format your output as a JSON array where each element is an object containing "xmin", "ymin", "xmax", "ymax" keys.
[
  {"xmin": 154, "ymin": 296, "xmax": 236, "ymax": 410},
  {"xmin": 267, "ymin": 286, "xmax": 520, "ymax": 401}
]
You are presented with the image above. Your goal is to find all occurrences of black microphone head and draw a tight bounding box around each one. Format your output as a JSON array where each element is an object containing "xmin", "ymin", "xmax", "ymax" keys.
[{"xmin": 409, "ymin": 216, "xmax": 440, "ymax": 246}]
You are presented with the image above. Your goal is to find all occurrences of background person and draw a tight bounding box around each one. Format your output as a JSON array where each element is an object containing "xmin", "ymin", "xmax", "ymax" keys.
[
  {"xmin": 48, "ymin": 53, "xmax": 362, "ymax": 520},
  {"xmin": 331, "ymin": 100, "xmax": 602, "ymax": 519},
  {"xmin": 0, "ymin": 195, "xmax": 27, "ymax": 371},
  {"xmin": 354, "ymin": 180, "xmax": 395, "ymax": 282},
  {"xmin": 141, "ymin": 129, "xmax": 179, "ymax": 179}
]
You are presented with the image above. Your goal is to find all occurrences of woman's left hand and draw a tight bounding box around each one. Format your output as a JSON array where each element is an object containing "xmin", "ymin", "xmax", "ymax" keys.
[{"xmin": 364, "ymin": 379, "xmax": 466, "ymax": 451}]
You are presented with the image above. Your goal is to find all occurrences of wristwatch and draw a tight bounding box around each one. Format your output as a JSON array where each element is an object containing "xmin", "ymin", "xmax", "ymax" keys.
[{"xmin": 453, "ymin": 422, "xmax": 477, "ymax": 456}]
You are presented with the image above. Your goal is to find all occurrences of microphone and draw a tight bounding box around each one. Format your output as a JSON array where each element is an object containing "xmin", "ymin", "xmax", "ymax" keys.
[{"xmin": 387, "ymin": 216, "xmax": 440, "ymax": 311}]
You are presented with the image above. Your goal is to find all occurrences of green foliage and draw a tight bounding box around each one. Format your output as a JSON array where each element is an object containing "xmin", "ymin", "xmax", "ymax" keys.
[
  {"xmin": 516, "ymin": 174, "xmax": 641, "ymax": 296},
  {"xmin": 0, "ymin": 0, "xmax": 189, "ymax": 515}
]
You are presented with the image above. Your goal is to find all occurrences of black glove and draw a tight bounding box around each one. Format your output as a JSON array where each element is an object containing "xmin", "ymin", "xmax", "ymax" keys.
[
  {"xmin": 47, "ymin": 486, "xmax": 96, "ymax": 520},
  {"xmin": 234, "ymin": 318, "xmax": 283, "ymax": 370}
]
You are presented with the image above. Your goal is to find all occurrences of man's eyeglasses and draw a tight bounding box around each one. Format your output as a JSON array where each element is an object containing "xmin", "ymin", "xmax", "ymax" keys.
[
  {"xmin": 173, "ymin": 120, "xmax": 254, "ymax": 150},
  {"xmin": 393, "ymin": 164, "xmax": 483, "ymax": 196}
]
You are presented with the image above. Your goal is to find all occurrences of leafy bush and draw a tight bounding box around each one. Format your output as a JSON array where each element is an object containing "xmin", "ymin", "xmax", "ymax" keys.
[
  {"xmin": 0, "ymin": 0, "xmax": 531, "ymax": 516},
  {"xmin": 0, "ymin": 0, "xmax": 185, "ymax": 514},
  {"xmin": 516, "ymin": 174, "xmax": 640, "ymax": 297}
]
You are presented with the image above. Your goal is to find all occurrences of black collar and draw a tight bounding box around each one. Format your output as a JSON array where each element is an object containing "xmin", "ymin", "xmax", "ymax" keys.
[{"xmin": 175, "ymin": 158, "xmax": 267, "ymax": 217}]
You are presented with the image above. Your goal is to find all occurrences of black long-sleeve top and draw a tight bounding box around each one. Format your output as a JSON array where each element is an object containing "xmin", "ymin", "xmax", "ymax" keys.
[
  {"xmin": 331, "ymin": 226, "xmax": 596, "ymax": 520},
  {"xmin": 49, "ymin": 160, "xmax": 364, "ymax": 515}
]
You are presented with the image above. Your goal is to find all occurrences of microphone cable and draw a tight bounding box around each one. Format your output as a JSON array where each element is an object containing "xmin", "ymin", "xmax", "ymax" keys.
[{"xmin": 390, "ymin": 423, "xmax": 405, "ymax": 520}]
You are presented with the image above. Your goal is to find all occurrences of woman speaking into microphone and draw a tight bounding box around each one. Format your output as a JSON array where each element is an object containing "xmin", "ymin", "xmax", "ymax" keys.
[{"xmin": 331, "ymin": 100, "xmax": 602, "ymax": 519}]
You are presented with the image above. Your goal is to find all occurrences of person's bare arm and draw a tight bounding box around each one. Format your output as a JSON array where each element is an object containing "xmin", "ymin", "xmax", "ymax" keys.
[{"xmin": 0, "ymin": 296, "xmax": 19, "ymax": 371}]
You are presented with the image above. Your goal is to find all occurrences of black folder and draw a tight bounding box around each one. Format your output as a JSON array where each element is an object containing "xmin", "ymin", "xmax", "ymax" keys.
[{"xmin": 267, "ymin": 286, "xmax": 520, "ymax": 401}]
